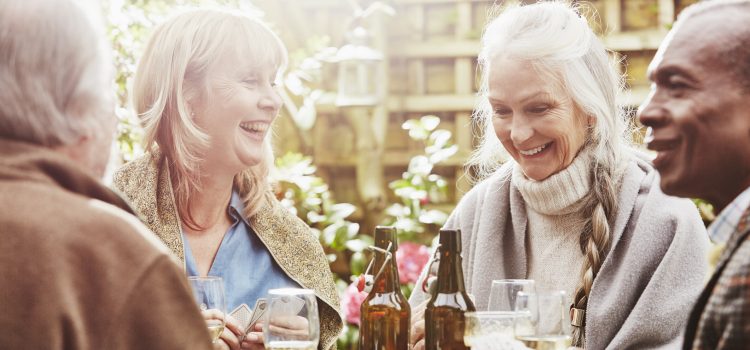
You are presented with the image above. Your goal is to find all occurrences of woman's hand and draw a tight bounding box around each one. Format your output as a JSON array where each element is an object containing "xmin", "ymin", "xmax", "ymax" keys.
[
  {"xmin": 202, "ymin": 309, "xmax": 243, "ymax": 350},
  {"xmin": 410, "ymin": 300, "xmax": 429, "ymax": 350},
  {"xmin": 240, "ymin": 323, "xmax": 264, "ymax": 350},
  {"xmin": 241, "ymin": 315, "xmax": 310, "ymax": 349}
]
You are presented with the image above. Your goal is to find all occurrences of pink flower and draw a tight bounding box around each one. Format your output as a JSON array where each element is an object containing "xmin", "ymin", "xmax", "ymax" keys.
[
  {"xmin": 341, "ymin": 280, "xmax": 368, "ymax": 326},
  {"xmin": 397, "ymin": 242, "xmax": 431, "ymax": 284}
]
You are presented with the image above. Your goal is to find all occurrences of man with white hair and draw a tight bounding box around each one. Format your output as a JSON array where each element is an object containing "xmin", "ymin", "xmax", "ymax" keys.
[
  {"xmin": 0, "ymin": 0, "xmax": 213, "ymax": 349},
  {"xmin": 639, "ymin": 0, "xmax": 750, "ymax": 349}
]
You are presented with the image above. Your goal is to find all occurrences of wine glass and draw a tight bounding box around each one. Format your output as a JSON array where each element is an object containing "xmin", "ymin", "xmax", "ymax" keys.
[
  {"xmin": 263, "ymin": 288, "xmax": 319, "ymax": 350},
  {"xmin": 464, "ymin": 311, "xmax": 526, "ymax": 350},
  {"xmin": 188, "ymin": 276, "xmax": 226, "ymax": 343},
  {"xmin": 513, "ymin": 291, "xmax": 571, "ymax": 350},
  {"xmin": 487, "ymin": 279, "xmax": 536, "ymax": 312}
]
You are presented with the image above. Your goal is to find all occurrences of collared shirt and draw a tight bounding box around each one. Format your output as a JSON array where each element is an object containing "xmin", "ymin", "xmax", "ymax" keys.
[
  {"xmin": 707, "ymin": 186, "xmax": 750, "ymax": 244},
  {"xmin": 183, "ymin": 191, "xmax": 299, "ymax": 311}
]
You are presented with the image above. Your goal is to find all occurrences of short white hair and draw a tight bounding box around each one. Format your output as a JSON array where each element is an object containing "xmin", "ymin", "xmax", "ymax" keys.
[
  {"xmin": 0, "ymin": 0, "xmax": 112, "ymax": 147},
  {"xmin": 470, "ymin": 0, "xmax": 632, "ymax": 179}
]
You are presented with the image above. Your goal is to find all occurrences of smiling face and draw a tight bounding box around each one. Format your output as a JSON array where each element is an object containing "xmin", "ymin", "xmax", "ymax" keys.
[
  {"xmin": 190, "ymin": 50, "xmax": 281, "ymax": 177},
  {"xmin": 638, "ymin": 10, "xmax": 750, "ymax": 209},
  {"xmin": 488, "ymin": 57, "xmax": 588, "ymax": 181}
]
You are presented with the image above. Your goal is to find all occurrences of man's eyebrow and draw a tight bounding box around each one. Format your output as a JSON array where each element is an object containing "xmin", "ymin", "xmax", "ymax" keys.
[{"xmin": 651, "ymin": 64, "xmax": 698, "ymax": 83}]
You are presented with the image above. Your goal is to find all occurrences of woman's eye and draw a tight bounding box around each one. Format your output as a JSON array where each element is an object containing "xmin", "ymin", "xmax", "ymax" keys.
[
  {"xmin": 243, "ymin": 78, "xmax": 259, "ymax": 87},
  {"xmin": 528, "ymin": 105, "xmax": 550, "ymax": 114},
  {"xmin": 493, "ymin": 108, "xmax": 512, "ymax": 118}
]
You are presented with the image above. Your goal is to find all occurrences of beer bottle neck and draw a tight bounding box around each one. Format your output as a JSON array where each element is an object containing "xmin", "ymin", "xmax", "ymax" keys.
[
  {"xmin": 372, "ymin": 250, "xmax": 401, "ymax": 293},
  {"xmin": 436, "ymin": 248, "xmax": 466, "ymax": 293}
]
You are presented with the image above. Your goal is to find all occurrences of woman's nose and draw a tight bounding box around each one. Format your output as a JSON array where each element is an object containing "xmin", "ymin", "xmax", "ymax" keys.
[{"xmin": 510, "ymin": 118, "xmax": 534, "ymax": 144}]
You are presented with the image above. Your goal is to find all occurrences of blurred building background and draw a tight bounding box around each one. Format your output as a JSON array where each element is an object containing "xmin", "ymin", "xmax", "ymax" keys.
[{"xmin": 251, "ymin": 0, "xmax": 699, "ymax": 229}]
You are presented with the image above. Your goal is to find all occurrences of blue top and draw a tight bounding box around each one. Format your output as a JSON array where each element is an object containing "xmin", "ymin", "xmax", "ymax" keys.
[{"xmin": 184, "ymin": 191, "xmax": 300, "ymax": 311}]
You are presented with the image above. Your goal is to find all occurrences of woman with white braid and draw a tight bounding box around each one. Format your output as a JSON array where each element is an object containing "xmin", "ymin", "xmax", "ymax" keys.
[{"xmin": 409, "ymin": 2, "xmax": 709, "ymax": 349}]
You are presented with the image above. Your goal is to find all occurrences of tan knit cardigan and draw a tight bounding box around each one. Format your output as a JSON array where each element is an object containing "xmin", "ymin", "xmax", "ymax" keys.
[{"xmin": 112, "ymin": 152, "xmax": 343, "ymax": 350}]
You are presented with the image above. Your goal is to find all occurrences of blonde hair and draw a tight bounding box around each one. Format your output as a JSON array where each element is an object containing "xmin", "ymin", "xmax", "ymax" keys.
[
  {"xmin": 472, "ymin": 2, "xmax": 633, "ymax": 346},
  {"xmin": 0, "ymin": 0, "xmax": 111, "ymax": 147},
  {"xmin": 133, "ymin": 8, "xmax": 287, "ymax": 227}
]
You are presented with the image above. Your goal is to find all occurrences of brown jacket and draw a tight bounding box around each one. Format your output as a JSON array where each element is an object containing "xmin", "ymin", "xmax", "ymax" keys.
[
  {"xmin": 0, "ymin": 139, "xmax": 213, "ymax": 350},
  {"xmin": 685, "ymin": 204, "xmax": 750, "ymax": 350},
  {"xmin": 112, "ymin": 152, "xmax": 343, "ymax": 350}
]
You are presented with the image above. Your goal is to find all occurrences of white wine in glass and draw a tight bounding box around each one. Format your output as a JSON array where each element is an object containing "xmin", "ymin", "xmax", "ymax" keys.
[
  {"xmin": 188, "ymin": 276, "xmax": 226, "ymax": 344},
  {"xmin": 514, "ymin": 291, "xmax": 571, "ymax": 350},
  {"xmin": 515, "ymin": 335, "xmax": 571, "ymax": 350},
  {"xmin": 265, "ymin": 340, "xmax": 317, "ymax": 350},
  {"xmin": 263, "ymin": 288, "xmax": 319, "ymax": 350},
  {"xmin": 206, "ymin": 319, "xmax": 225, "ymax": 343}
]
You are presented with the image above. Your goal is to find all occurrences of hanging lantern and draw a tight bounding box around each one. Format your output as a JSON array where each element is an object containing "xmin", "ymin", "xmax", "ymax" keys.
[{"xmin": 334, "ymin": 26, "xmax": 384, "ymax": 107}]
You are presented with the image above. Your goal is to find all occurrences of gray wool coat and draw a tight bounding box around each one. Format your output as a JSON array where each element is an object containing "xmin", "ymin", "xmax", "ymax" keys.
[{"xmin": 411, "ymin": 154, "xmax": 710, "ymax": 350}]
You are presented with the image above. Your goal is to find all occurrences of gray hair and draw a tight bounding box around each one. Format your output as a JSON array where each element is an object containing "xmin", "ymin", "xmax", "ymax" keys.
[
  {"xmin": 471, "ymin": 1, "xmax": 632, "ymax": 178},
  {"xmin": 471, "ymin": 2, "xmax": 633, "ymax": 346},
  {"xmin": 0, "ymin": 0, "xmax": 111, "ymax": 147}
]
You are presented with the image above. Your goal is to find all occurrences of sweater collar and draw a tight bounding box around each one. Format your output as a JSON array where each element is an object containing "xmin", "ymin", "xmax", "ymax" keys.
[{"xmin": 512, "ymin": 147, "xmax": 593, "ymax": 215}]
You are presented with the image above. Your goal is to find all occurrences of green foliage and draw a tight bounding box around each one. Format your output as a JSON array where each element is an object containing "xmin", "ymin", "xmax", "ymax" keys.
[
  {"xmin": 274, "ymin": 152, "xmax": 371, "ymax": 276},
  {"xmin": 383, "ymin": 115, "xmax": 457, "ymax": 243},
  {"xmin": 692, "ymin": 198, "xmax": 716, "ymax": 226}
]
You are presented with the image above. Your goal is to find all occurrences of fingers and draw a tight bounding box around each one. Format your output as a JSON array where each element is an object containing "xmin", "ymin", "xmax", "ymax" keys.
[
  {"xmin": 223, "ymin": 315, "xmax": 244, "ymax": 336},
  {"xmin": 213, "ymin": 340, "xmax": 229, "ymax": 350},
  {"xmin": 219, "ymin": 326, "xmax": 241, "ymax": 350},
  {"xmin": 410, "ymin": 299, "xmax": 429, "ymax": 348},
  {"xmin": 410, "ymin": 319, "xmax": 425, "ymax": 347},
  {"xmin": 240, "ymin": 332, "xmax": 264, "ymax": 349},
  {"xmin": 268, "ymin": 315, "xmax": 308, "ymax": 330}
]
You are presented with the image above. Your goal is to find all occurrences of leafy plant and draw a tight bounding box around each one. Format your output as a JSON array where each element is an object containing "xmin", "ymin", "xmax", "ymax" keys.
[
  {"xmin": 274, "ymin": 152, "xmax": 372, "ymax": 276},
  {"xmin": 383, "ymin": 115, "xmax": 458, "ymax": 243}
]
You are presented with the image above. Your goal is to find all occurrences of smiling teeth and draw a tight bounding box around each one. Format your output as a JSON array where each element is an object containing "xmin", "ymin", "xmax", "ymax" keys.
[
  {"xmin": 240, "ymin": 122, "xmax": 268, "ymax": 133},
  {"xmin": 519, "ymin": 143, "xmax": 549, "ymax": 156}
]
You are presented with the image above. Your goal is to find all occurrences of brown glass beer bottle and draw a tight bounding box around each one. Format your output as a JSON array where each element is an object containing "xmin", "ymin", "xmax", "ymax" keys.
[
  {"xmin": 425, "ymin": 229, "xmax": 476, "ymax": 350},
  {"xmin": 359, "ymin": 226, "xmax": 411, "ymax": 350}
]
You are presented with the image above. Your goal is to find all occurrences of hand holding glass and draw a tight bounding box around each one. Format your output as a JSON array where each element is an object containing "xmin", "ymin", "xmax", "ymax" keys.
[
  {"xmin": 188, "ymin": 276, "xmax": 226, "ymax": 344},
  {"xmin": 263, "ymin": 288, "xmax": 319, "ymax": 350}
]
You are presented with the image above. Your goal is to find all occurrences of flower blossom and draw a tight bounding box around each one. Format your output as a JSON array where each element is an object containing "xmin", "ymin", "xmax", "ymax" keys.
[
  {"xmin": 341, "ymin": 280, "xmax": 368, "ymax": 326},
  {"xmin": 396, "ymin": 242, "xmax": 431, "ymax": 284}
]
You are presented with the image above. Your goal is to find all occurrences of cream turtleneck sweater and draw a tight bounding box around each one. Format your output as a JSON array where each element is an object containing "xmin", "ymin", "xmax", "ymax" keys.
[{"xmin": 512, "ymin": 149, "xmax": 592, "ymax": 301}]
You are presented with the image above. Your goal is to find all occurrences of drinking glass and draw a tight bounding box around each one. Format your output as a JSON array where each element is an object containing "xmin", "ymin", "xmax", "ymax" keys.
[
  {"xmin": 513, "ymin": 291, "xmax": 571, "ymax": 350},
  {"xmin": 188, "ymin": 276, "xmax": 226, "ymax": 343},
  {"xmin": 464, "ymin": 311, "xmax": 522, "ymax": 350},
  {"xmin": 263, "ymin": 288, "xmax": 319, "ymax": 350},
  {"xmin": 487, "ymin": 279, "xmax": 536, "ymax": 312}
]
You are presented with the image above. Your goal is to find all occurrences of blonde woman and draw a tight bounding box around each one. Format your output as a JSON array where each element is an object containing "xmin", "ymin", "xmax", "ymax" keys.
[
  {"xmin": 113, "ymin": 9, "xmax": 342, "ymax": 350},
  {"xmin": 409, "ymin": 2, "xmax": 709, "ymax": 349}
]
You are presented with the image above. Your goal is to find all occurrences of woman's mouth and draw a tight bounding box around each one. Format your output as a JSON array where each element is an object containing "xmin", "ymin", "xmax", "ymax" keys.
[
  {"xmin": 519, "ymin": 142, "xmax": 551, "ymax": 156},
  {"xmin": 239, "ymin": 121, "xmax": 269, "ymax": 140}
]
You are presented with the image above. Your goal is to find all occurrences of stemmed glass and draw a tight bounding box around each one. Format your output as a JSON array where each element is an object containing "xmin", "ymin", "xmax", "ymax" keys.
[
  {"xmin": 187, "ymin": 276, "xmax": 226, "ymax": 344},
  {"xmin": 263, "ymin": 288, "xmax": 320, "ymax": 350},
  {"xmin": 487, "ymin": 279, "xmax": 536, "ymax": 312},
  {"xmin": 513, "ymin": 291, "xmax": 571, "ymax": 350}
]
